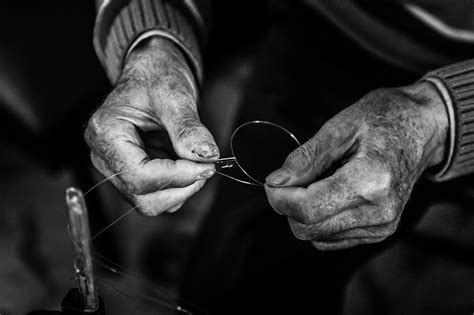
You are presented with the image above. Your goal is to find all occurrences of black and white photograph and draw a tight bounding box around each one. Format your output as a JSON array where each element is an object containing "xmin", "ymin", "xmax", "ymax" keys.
[{"xmin": 0, "ymin": 1, "xmax": 473, "ymax": 314}]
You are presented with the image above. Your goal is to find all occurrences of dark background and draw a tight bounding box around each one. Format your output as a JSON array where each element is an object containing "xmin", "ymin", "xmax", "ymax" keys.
[{"xmin": 0, "ymin": 1, "xmax": 473, "ymax": 314}]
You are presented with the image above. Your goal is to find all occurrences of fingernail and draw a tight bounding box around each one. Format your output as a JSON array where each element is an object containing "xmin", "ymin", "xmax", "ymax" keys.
[
  {"xmin": 197, "ymin": 169, "xmax": 216, "ymax": 180},
  {"xmin": 266, "ymin": 170, "xmax": 290, "ymax": 186},
  {"xmin": 194, "ymin": 141, "xmax": 219, "ymax": 159}
]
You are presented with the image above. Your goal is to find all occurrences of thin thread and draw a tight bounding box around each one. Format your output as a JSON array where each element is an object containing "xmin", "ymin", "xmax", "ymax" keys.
[
  {"xmin": 91, "ymin": 205, "xmax": 139, "ymax": 240},
  {"xmin": 84, "ymin": 176, "xmax": 187, "ymax": 309},
  {"xmin": 84, "ymin": 164, "xmax": 142, "ymax": 197},
  {"xmin": 215, "ymin": 171, "xmax": 262, "ymax": 187},
  {"xmin": 91, "ymin": 181, "xmax": 171, "ymax": 240},
  {"xmin": 96, "ymin": 277, "xmax": 178, "ymax": 314},
  {"xmin": 96, "ymin": 276, "xmax": 138, "ymax": 303},
  {"xmin": 93, "ymin": 255, "xmax": 185, "ymax": 312},
  {"xmin": 93, "ymin": 252, "xmax": 175, "ymax": 304},
  {"xmin": 78, "ymin": 165, "xmax": 206, "ymax": 314}
]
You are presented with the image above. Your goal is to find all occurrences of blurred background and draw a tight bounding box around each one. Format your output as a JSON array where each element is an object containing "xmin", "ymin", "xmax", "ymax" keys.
[
  {"xmin": 0, "ymin": 1, "xmax": 257, "ymax": 313},
  {"xmin": 2, "ymin": 1, "xmax": 473, "ymax": 314}
]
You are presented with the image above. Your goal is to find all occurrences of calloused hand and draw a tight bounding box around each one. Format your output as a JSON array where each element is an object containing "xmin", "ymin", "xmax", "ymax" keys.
[
  {"xmin": 265, "ymin": 82, "xmax": 448, "ymax": 250},
  {"xmin": 85, "ymin": 37, "xmax": 219, "ymax": 215}
]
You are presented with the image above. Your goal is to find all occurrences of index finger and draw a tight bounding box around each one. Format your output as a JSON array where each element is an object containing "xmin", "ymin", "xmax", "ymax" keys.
[
  {"xmin": 85, "ymin": 111, "xmax": 214, "ymax": 194},
  {"xmin": 265, "ymin": 161, "xmax": 365, "ymax": 224}
]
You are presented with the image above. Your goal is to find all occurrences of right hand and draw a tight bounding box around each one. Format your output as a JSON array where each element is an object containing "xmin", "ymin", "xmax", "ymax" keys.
[{"xmin": 85, "ymin": 37, "xmax": 219, "ymax": 216}]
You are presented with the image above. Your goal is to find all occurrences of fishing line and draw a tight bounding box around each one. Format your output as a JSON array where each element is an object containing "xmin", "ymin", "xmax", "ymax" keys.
[
  {"xmin": 94, "ymin": 256, "xmax": 191, "ymax": 313},
  {"xmin": 90, "ymin": 180, "xmax": 171, "ymax": 241},
  {"xmin": 92, "ymin": 252, "xmax": 175, "ymax": 304},
  {"xmin": 97, "ymin": 274, "xmax": 175, "ymax": 311},
  {"xmin": 69, "ymin": 165, "xmax": 194, "ymax": 313},
  {"xmin": 66, "ymin": 120, "xmax": 300, "ymax": 313},
  {"xmin": 215, "ymin": 170, "xmax": 262, "ymax": 187},
  {"xmin": 97, "ymin": 276, "xmax": 180, "ymax": 314},
  {"xmin": 95, "ymin": 276, "xmax": 138, "ymax": 303},
  {"xmin": 92, "ymin": 243, "xmax": 201, "ymax": 314},
  {"xmin": 84, "ymin": 164, "xmax": 142, "ymax": 197},
  {"xmin": 91, "ymin": 204, "xmax": 139, "ymax": 240}
]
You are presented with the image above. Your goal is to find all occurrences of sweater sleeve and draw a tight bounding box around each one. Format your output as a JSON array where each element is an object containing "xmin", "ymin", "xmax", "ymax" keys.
[
  {"xmin": 93, "ymin": 0, "xmax": 211, "ymax": 85},
  {"xmin": 423, "ymin": 59, "xmax": 474, "ymax": 181}
]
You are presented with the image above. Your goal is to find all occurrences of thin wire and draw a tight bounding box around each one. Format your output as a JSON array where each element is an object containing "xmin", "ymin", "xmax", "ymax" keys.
[
  {"xmin": 90, "ymin": 181, "xmax": 171, "ymax": 240},
  {"xmin": 84, "ymin": 164, "xmax": 142, "ymax": 197},
  {"xmin": 228, "ymin": 120, "xmax": 301, "ymax": 187},
  {"xmin": 95, "ymin": 276, "xmax": 138, "ymax": 303},
  {"xmin": 93, "ymin": 252, "xmax": 200, "ymax": 314},
  {"xmin": 92, "ymin": 252, "xmax": 175, "ymax": 305},
  {"xmin": 96, "ymin": 277, "xmax": 178, "ymax": 314},
  {"xmin": 82, "ymin": 175, "xmax": 186, "ymax": 309},
  {"xmin": 91, "ymin": 205, "xmax": 138, "ymax": 240},
  {"xmin": 79, "ymin": 164, "xmax": 212, "ymax": 314},
  {"xmin": 215, "ymin": 171, "xmax": 262, "ymax": 187}
]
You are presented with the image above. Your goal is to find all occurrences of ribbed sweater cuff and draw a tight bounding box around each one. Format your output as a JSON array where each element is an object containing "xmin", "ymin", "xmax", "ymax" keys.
[
  {"xmin": 94, "ymin": 0, "xmax": 203, "ymax": 85},
  {"xmin": 424, "ymin": 60, "xmax": 474, "ymax": 181}
]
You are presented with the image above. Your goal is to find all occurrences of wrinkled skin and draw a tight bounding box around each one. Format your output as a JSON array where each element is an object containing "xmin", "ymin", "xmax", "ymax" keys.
[
  {"xmin": 84, "ymin": 37, "xmax": 219, "ymax": 216},
  {"xmin": 265, "ymin": 82, "xmax": 448, "ymax": 250},
  {"xmin": 85, "ymin": 36, "xmax": 449, "ymax": 250}
]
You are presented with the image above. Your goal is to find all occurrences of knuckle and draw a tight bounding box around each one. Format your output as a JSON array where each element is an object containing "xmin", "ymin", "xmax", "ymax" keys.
[
  {"xmin": 374, "ymin": 170, "xmax": 392, "ymax": 195},
  {"xmin": 300, "ymin": 210, "xmax": 315, "ymax": 225},
  {"xmin": 293, "ymin": 203, "xmax": 312, "ymax": 225},
  {"xmin": 168, "ymin": 107, "xmax": 201, "ymax": 139},
  {"xmin": 84, "ymin": 114, "xmax": 100, "ymax": 146},
  {"xmin": 300, "ymin": 198, "xmax": 319, "ymax": 224},
  {"xmin": 360, "ymin": 168, "xmax": 393, "ymax": 201},
  {"xmin": 89, "ymin": 153, "xmax": 103, "ymax": 172},
  {"xmin": 383, "ymin": 223, "xmax": 398, "ymax": 236},
  {"xmin": 380, "ymin": 204, "xmax": 398, "ymax": 224},
  {"xmin": 123, "ymin": 179, "xmax": 147, "ymax": 195},
  {"xmin": 85, "ymin": 109, "xmax": 111, "ymax": 144},
  {"xmin": 287, "ymin": 144, "xmax": 314, "ymax": 170}
]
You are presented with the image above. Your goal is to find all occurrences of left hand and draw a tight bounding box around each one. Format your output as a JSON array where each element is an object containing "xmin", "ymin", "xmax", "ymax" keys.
[{"xmin": 265, "ymin": 82, "xmax": 448, "ymax": 250}]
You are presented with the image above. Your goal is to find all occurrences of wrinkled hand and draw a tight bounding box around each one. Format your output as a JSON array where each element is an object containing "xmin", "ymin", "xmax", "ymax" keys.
[
  {"xmin": 85, "ymin": 37, "xmax": 219, "ymax": 215},
  {"xmin": 265, "ymin": 82, "xmax": 448, "ymax": 250}
]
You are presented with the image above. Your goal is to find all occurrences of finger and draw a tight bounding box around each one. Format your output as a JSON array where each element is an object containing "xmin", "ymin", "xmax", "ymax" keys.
[
  {"xmin": 134, "ymin": 180, "xmax": 206, "ymax": 216},
  {"xmin": 326, "ymin": 225, "xmax": 395, "ymax": 240},
  {"xmin": 311, "ymin": 237, "xmax": 385, "ymax": 251},
  {"xmin": 327, "ymin": 211, "xmax": 402, "ymax": 241},
  {"xmin": 265, "ymin": 160, "xmax": 366, "ymax": 224},
  {"xmin": 91, "ymin": 153, "xmax": 205, "ymax": 215},
  {"xmin": 265, "ymin": 185, "xmax": 308, "ymax": 220},
  {"xmin": 91, "ymin": 152, "xmax": 151, "ymax": 208},
  {"xmin": 86, "ymin": 110, "xmax": 215, "ymax": 194},
  {"xmin": 161, "ymin": 104, "xmax": 220, "ymax": 162},
  {"xmin": 167, "ymin": 202, "xmax": 184, "ymax": 213},
  {"xmin": 286, "ymin": 203, "xmax": 398, "ymax": 240},
  {"xmin": 266, "ymin": 109, "xmax": 360, "ymax": 187}
]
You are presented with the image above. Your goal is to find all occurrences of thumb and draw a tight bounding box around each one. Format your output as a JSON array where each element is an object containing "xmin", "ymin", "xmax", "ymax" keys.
[
  {"xmin": 163, "ymin": 106, "xmax": 220, "ymax": 162},
  {"xmin": 266, "ymin": 118, "xmax": 359, "ymax": 187}
]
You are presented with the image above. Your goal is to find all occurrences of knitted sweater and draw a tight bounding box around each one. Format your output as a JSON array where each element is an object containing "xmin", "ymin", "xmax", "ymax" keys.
[{"xmin": 93, "ymin": 0, "xmax": 474, "ymax": 182}]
